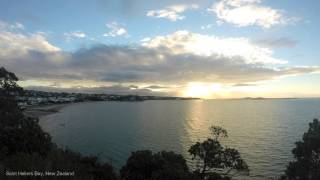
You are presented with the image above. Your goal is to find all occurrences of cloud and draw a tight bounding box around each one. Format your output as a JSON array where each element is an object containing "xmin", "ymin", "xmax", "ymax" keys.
[
  {"xmin": 201, "ymin": 24, "xmax": 213, "ymax": 30},
  {"xmin": 208, "ymin": 0, "xmax": 298, "ymax": 28},
  {"xmin": 232, "ymin": 83, "xmax": 258, "ymax": 87},
  {"xmin": 140, "ymin": 37, "xmax": 151, "ymax": 42},
  {"xmin": 0, "ymin": 21, "xmax": 58, "ymax": 55},
  {"xmin": 254, "ymin": 37, "xmax": 297, "ymax": 48},
  {"xmin": 94, "ymin": 0, "xmax": 209, "ymax": 18},
  {"xmin": 64, "ymin": 31, "xmax": 87, "ymax": 41},
  {"xmin": 145, "ymin": 85, "xmax": 169, "ymax": 89},
  {"xmin": 0, "ymin": 31, "xmax": 60, "ymax": 58},
  {"xmin": 0, "ymin": 21, "xmax": 25, "ymax": 31},
  {"xmin": 1, "ymin": 28, "xmax": 319, "ymax": 95},
  {"xmin": 147, "ymin": 4, "xmax": 199, "ymax": 21},
  {"xmin": 71, "ymin": 31, "xmax": 86, "ymax": 38},
  {"xmin": 103, "ymin": 21, "xmax": 128, "ymax": 37},
  {"xmin": 144, "ymin": 30, "xmax": 286, "ymax": 64}
]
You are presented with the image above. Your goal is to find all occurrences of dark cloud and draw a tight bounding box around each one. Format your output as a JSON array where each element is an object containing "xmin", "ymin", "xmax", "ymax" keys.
[
  {"xmin": 232, "ymin": 83, "xmax": 258, "ymax": 87},
  {"xmin": 145, "ymin": 85, "xmax": 168, "ymax": 89},
  {"xmin": 128, "ymin": 85, "xmax": 138, "ymax": 89},
  {"xmin": 2, "ymin": 44, "xmax": 320, "ymax": 86},
  {"xmin": 102, "ymin": 71, "xmax": 147, "ymax": 82}
]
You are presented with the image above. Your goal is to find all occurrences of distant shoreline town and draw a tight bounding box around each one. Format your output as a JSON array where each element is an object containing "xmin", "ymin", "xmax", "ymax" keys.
[{"xmin": 16, "ymin": 90, "xmax": 200, "ymax": 108}]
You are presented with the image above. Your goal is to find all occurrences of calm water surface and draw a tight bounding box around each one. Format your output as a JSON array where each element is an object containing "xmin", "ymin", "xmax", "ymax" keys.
[{"xmin": 40, "ymin": 99, "xmax": 320, "ymax": 179}]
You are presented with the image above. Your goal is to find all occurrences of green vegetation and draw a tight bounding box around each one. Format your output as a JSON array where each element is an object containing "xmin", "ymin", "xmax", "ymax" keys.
[
  {"xmin": 281, "ymin": 119, "xmax": 320, "ymax": 180},
  {"xmin": 0, "ymin": 67, "xmax": 249, "ymax": 179}
]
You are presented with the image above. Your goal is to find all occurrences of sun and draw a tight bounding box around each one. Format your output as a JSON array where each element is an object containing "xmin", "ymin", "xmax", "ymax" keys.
[{"xmin": 183, "ymin": 83, "xmax": 222, "ymax": 98}]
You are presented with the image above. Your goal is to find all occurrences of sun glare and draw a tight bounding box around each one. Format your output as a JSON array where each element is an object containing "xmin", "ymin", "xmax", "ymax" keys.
[{"xmin": 183, "ymin": 83, "xmax": 221, "ymax": 98}]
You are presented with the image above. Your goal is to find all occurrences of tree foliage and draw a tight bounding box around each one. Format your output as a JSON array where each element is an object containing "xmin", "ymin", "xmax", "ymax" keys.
[
  {"xmin": 120, "ymin": 150, "xmax": 198, "ymax": 180},
  {"xmin": 189, "ymin": 126, "xmax": 249, "ymax": 180},
  {"xmin": 0, "ymin": 67, "xmax": 22, "ymax": 96},
  {"xmin": 281, "ymin": 119, "xmax": 320, "ymax": 180},
  {"xmin": 210, "ymin": 126, "xmax": 228, "ymax": 140},
  {"xmin": 1, "ymin": 146, "xmax": 118, "ymax": 180},
  {"xmin": 0, "ymin": 67, "xmax": 52, "ymax": 156}
]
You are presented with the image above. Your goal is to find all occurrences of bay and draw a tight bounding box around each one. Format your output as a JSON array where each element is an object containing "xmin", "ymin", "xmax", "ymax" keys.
[{"xmin": 40, "ymin": 99, "xmax": 320, "ymax": 179}]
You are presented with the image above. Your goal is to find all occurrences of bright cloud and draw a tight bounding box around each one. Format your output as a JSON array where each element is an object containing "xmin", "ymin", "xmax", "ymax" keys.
[
  {"xmin": 0, "ymin": 31, "xmax": 60, "ymax": 57},
  {"xmin": 70, "ymin": 31, "xmax": 86, "ymax": 38},
  {"xmin": 147, "ymin": 4, "xmax": 199, "ymax": 21},
  {"xmin": 201, "ymin": 24, "xmax": 213, "ymax": 30},
  {"xmin": 208, "ymin": 0, "xmax": 297, "ymax": 28},
  {"xmin": 103, "ymin": 21, "xmax": 128, "ymax": 37},
  {"xmin": 64, "ymin": 31, "xmax": 86, "ymax": 41},
  {"xmin": 144, "ymin": 30, "xmax": 286, "ymax": 64},
  {"xmin": 140, "ymin": 37, "xmax": 151, "ymax": 42}
]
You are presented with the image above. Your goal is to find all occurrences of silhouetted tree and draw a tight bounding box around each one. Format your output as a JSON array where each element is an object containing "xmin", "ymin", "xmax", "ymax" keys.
[
  {"xmin": 189, "ymin": 126, "xmax": 249, "ymax": 180},
  {"xmin": 0, "ymin": 67, "xmax": 22, "ymax": 96},
  {"xmin": 281, "ymin": 119, "xmax": 320, "ymax": 180},
  {"xmin": 0, "ymin": 67, "xmax": 52, "ymax": 156},
  {"xmin": 120, "ymin": 150, "xmax": 199, "ymax": 180},
  {"xmin": 2, "ymin": 147, "xmax": 119, "ymax": 180}
]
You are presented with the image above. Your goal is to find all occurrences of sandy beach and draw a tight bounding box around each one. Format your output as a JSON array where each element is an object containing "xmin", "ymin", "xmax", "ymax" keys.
[{"xmin": 23, "ymin": 103, "xmax": 71, "ymax": 118}]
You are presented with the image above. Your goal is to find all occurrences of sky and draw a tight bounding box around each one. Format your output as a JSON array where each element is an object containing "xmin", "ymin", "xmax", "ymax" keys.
[{"xmin": 0, "ymin": 0, "xmax": 320, "ymax": 98}]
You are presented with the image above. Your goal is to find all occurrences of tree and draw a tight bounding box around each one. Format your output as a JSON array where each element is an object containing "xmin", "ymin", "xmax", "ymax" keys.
[
  {"xmin": 0, "ymin": 67, "xmax": 22, "ymax": 96},
  {"xmin": 120, "ymin": 150, "xmax": 199, "ymax": 180},
  {"xmin": 281, "ymin": 119, "xmax": 320, "ymax": 180},
  {"xmin": 0, "ymin": 67, "xmax": 52, "ymax": 156},
  {"xmin": 189, "ymin": 126, "xmax": 249, "ymax": 180},
  {"xmin": 1, "ymin": 147, "xmax": 119, "ymax": 180}
]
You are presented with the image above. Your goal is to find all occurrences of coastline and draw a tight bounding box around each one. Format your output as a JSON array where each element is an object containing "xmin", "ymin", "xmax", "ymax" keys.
[{"xmin": 23, "ymin": 103, "xmax": 72, "ymax": 119}]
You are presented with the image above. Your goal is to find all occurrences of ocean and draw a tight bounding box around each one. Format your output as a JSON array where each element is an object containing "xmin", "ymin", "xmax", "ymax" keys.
[{"xmin": 39, "ymin": 99, "xmax": 320, "ymax": 179}]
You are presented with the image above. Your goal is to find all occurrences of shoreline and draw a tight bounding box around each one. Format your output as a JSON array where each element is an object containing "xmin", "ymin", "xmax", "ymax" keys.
[
  {"xmin": 23, "ymin": 103, "xmax": 73, "ymax": 119},
  {"xmin": 22, "ymin": 97, "xmax": 307, "ymax": 119}
]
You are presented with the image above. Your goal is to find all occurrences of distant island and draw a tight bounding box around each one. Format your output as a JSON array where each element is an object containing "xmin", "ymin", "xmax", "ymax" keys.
[{"xmin": 225, "ymin": 97, "xmax": 299, "ymax": 100}]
